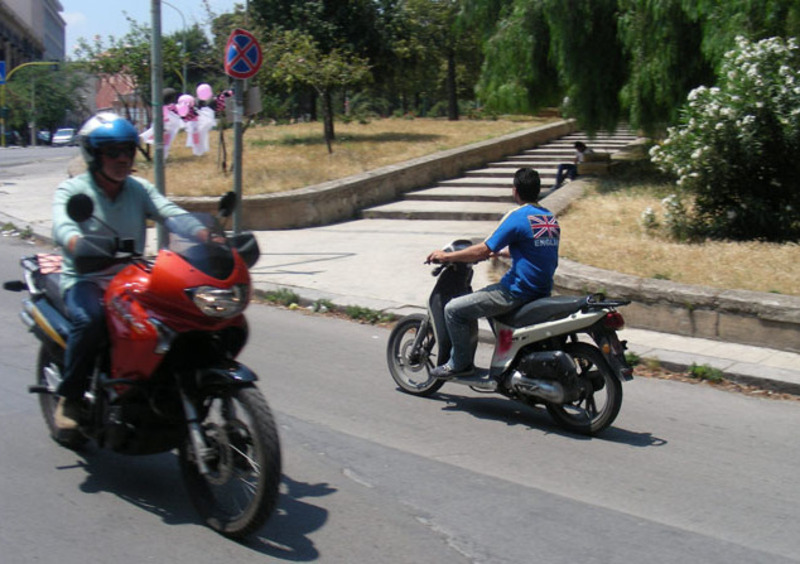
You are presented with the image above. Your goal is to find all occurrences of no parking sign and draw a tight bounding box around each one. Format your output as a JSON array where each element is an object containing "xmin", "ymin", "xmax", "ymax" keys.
[{"xmin": 224, "ymin": 29, "xmax": 262, "ymax": 79}]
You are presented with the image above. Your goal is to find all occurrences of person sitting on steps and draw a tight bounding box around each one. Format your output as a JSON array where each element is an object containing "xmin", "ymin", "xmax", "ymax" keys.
[
  {"xmin": 553, "ymin": 141, "xmax": 593, "ymax": 190},
  {"xmin": 425, "ymin": 167, "xmax": 560, "ymax": 379}
]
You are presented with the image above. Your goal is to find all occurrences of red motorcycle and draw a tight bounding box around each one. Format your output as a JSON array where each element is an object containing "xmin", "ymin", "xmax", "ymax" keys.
[{"xmin": 11, "ymin": 192, "xmax": 281, "ymax": 539}]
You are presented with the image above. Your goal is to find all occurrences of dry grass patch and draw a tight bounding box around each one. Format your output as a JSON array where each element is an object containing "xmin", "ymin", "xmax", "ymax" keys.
[
  {"xmin": 557, "ymin": 181, "xmax": 800, "ymax": 296},
  {"xmin": 134, "ymin": 116, "xmax": 554, "ymax": 197}
]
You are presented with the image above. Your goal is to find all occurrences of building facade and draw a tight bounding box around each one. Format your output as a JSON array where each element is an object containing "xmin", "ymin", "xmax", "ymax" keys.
[{"xmin": 1, "ymin": 0, "xmax": 65, "ymax": 67}]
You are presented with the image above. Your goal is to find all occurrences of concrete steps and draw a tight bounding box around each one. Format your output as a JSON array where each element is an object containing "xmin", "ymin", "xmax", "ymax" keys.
[{"xmin": 360, "ymin": 128, "xmax": 638, "ymax": 222}]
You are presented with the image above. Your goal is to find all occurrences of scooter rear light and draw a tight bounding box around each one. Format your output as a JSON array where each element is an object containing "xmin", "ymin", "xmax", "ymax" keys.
[
  {"xmin": 497, "ymin": 328, "xmax": 513, "ymax": 354},
  {"xmin": 603, "ymin": 311, "xmax": 625, "ymax": 330}
]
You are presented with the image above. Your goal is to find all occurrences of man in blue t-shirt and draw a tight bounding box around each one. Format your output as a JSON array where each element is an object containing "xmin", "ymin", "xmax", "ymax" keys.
[{"xmin": 425, "ymin": 167, "xmax": 560, "ymax": 379}]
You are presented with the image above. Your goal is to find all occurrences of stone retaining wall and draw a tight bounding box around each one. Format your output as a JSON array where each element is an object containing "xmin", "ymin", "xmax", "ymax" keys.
[
  {"xmin": 541, "ymin": 180, "xmax": 800, "ymax": 354},
  {"xmin": 172, "ymin": 119, "xmax": 577, "ymax": 229},
  {"xmin": 554, "ymin": 259, "xmax": 800, "ymax": 353}
]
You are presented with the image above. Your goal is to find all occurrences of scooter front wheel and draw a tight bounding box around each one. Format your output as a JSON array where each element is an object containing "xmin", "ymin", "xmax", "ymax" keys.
[
  {"xmin": 386, "ymin": 314, "xmax": 444, "ymax": 396},
  {"xmin": 179, "ymin": 385, "xmax": 281, "ymax": 539}
]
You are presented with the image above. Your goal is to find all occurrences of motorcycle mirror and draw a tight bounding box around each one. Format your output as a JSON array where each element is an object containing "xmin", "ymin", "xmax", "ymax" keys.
[
  {"xmin": 67, "ymin": 194, "xmax": 94, "ymax": 223},
  {"xmin": 218, "ymin": 191, "xmax": 236, "ymax": 218}
]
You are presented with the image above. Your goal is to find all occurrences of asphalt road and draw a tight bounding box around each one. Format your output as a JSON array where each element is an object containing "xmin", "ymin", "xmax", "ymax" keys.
[{"xmin": 0, "ymin": 235, "xmax": 799, "ymax": 564}]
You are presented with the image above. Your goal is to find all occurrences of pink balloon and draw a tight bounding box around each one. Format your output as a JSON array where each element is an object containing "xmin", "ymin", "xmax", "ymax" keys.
[
  {"xmin": 178, "ymin": 94, "xmax": 195, "ymax": 107},
  {"xmin": 196, "ymin": 83, "xmax": 213, "ymax": 101}
]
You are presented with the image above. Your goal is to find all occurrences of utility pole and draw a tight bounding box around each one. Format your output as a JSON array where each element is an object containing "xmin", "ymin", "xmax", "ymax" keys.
[{"xmin": 151, "ymin": 0, "xmax": 167, "ymax": 248}]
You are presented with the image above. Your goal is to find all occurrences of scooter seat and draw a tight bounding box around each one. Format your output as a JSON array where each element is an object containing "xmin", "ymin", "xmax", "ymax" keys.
[{"xmin": 493, "ymin": 295, "xmax": 588, "ymax": 328}]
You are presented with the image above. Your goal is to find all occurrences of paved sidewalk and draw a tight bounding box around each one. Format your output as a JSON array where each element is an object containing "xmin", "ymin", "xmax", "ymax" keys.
[{"xmin": 2, "ymin": 146, "xmax": 799, "ymax": 396}]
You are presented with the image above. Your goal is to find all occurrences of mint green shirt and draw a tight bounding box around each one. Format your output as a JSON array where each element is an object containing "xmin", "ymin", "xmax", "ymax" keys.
[{"xmin": 52, "ymin": 172, "xmax": 190, "ymax": 294}]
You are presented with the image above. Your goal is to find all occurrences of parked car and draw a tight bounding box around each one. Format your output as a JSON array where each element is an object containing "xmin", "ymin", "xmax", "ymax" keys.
[
  {"xmin": 3, "ymin": 130, "xmax": 23, "ymax": 146},
  {"xmin": 37, "ymin": 130, "xmax": 51, "ymax": 144},
  {"xmin": 51, "ymin": 127, "xmax": 77, "ymax": 146}
]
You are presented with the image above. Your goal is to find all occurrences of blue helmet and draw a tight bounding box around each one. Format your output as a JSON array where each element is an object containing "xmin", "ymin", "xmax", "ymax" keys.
[{"xmin": 78, "ymin": 112, "xmax": 140, "ymax": 167}]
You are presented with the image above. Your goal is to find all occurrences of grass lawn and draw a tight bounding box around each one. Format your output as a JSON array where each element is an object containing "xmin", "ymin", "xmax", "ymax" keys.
[
  {"xmin": 134, "ymin": 116, "xmax": 554, "ymax": 197},
  {"xmin": 557, "ymin": 176, "xmax": 800, "ymax": 296}
]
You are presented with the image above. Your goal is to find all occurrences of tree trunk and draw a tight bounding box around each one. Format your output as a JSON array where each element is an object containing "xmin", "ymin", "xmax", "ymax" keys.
[
  {"xmin": 322, "ymin": 90, "xmax": 335, "ymax": 154},
  {"xmin": 447, "ymin": 48, "xmax": 459, "ymax": 121}
]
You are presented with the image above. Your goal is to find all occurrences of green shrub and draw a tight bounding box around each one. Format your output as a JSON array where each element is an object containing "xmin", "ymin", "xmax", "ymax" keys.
[
  {"xmin": 688, "ymin": 363, "xmax": 724, "ymax": 383},
  {"xmin": 343, "ymin": 305, "xmax": 396, "ymax": 324},
  {"xmin": 258, "ymin": 288, "xmax": 300, "ymax": 307},
  {"xmin": 650, "ymin": 36, "xmax": 800, "ymax": 242}
]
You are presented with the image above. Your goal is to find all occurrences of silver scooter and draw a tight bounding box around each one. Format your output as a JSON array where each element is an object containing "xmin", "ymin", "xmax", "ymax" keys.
[{"xmin": 386, "ymin": 240, "xmax": 633, "ymax": 435}]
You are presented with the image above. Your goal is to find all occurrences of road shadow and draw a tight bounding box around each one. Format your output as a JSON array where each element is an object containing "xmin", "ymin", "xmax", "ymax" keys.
[
  {"xmin": 244, "ymin": 475, "xmax": 335, "ymax": 560},
  {"xmin": 428, "ymin": 391, "xmax": 668, "ymax": 446},
  {"xmin": 65, "ymin": 449, "xmax": 335, "ymax": 559},
  {"xmin": 252, "ymin": 252, "xmax": 356, "ymax": 276}
]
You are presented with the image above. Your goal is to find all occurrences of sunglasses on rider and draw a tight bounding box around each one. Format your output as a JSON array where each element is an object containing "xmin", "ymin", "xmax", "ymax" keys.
[{"xmin": 100, "ymin": 144, "xmax": 137, "ymax": 159}]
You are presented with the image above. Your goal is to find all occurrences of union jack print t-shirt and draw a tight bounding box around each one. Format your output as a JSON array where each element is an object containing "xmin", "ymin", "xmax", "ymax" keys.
[{"xmin": 484, "ymin": 204, "xmax": 560, "ymax": 300}]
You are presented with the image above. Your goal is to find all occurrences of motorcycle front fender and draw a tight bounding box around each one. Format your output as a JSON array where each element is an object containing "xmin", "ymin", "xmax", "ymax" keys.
[{"xmin": 195, "ymin": 360, "xmax": 259, "ymax": 388}]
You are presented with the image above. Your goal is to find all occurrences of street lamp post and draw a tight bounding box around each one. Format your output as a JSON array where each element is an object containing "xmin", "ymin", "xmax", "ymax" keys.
[{"xmin": 163, "ymin": 0, "xmax": 188, "ymax": 93}]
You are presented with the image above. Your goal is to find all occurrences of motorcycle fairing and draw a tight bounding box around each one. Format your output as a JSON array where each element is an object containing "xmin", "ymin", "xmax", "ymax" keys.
[
  {"xmin": 22, "ymin": 297, "xmax": 69, "ymax": 349},
  {"xmin": 195, "ymin": 360, "xmax": 259, "ymax": 388}
]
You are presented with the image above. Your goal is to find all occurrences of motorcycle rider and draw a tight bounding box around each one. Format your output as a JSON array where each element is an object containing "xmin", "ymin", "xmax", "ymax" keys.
[
  {"xmin": 52, "ymin": 112, "xmax": 204, "ymax": 431},
  {"xmin": 425, "ymin": 167, "xmax": 560, "ymax": 379}
]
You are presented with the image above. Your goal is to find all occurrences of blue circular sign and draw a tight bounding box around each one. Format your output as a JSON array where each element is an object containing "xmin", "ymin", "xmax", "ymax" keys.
[{"xmin": 224, "ymin": 29, "xmax": 263, "ymax": 79}]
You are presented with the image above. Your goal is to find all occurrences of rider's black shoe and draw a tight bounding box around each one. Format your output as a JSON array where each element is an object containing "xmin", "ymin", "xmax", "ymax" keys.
[{"xmin": 430, "ymin": 363, "xmax": 475, "ymax": 380}]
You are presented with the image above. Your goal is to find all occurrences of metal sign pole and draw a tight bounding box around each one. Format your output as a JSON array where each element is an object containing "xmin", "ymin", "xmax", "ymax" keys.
[
  {"xmin": 233, "ymin": 78, "xmax": 244, "ymax": 234},
  {"xmin": 224, "ymin": 28, "xmax": 262, "ymax": 235}
]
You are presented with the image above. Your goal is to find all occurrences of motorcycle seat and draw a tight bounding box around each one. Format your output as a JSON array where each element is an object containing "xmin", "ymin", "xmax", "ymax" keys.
[
  {"xmin": 42, "ymin": 273, "xmax": 67, "ymax": 317},
  {"xmin": 493, "ymin": 295, "xmax": 588, "ymax": 328}
]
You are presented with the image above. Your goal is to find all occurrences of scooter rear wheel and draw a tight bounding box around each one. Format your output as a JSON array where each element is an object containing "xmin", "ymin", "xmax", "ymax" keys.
[
  {"xmin": 179, "ymin": 385, "xmax": 281, "ymax": 539},
  {"xmin": 545, "ymin": 342, "xmax": 623, "ymax": 436},
  {"xmin": 386, "ymin": 314, "xmax": 445, "ymax": 396}
]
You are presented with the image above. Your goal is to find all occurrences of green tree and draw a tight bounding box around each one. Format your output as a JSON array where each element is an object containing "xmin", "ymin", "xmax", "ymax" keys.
[
  {"xmin": 403, "ymin": 0, "xmax": 482, "ymax": 120},
  {"xmin": 544, "ymin": 0, "xmax": 627, "ymax": 134},
  {"xmin": 617, "ymin": 0, "xmax": 713, "ymax": 135},
  {"xmin": 462, "ymin": 0, "xmax": 800, "ymax": 132},
  {"xmin": 264, "ymin": 29, "xmax": 371, "ymax": 152},
  {"xmin": 73, "ymin": 15, "xmax": 184, "ymax": 124},
  {"xmin": 5, "ymin": 65, "xmax": 89, "ymax": 142},
  {"xmin": 471, "ymin": 0, "xmax": 560, "ymax": 114}
]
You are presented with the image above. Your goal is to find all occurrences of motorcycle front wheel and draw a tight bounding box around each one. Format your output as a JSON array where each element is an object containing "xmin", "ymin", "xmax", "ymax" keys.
[
  {"xmin": 179, "ymin": 385, "xmax": 281, "ymax": 539},
  {"xmin": 545, "ymin": 342, "xmax": 622, "ymax": 436},
  {"xmin": 386, "ymin": 314, "xmax": 445, "ymax": 397}
]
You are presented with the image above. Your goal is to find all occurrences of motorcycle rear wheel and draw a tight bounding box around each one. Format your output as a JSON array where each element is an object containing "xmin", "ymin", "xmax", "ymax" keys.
[
  {"xmin": 36, "ymin": 345, "xmax": 88, "ymax": 449},
  {"xmin": 179, "ymin": 385, "xmax": 281, "ymax": 539},
  {"xmin": 545, "ymin": 342, "xmax": 622, "ymax": 436},
  {"xmin": 386, "ymin": 314, "xmax": 444, "ymax": 396}
]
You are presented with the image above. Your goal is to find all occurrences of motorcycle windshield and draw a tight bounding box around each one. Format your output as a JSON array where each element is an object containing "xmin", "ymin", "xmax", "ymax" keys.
[{"xmin": 164, "ymin": 213, "xmax": 236, "ymax": 280}]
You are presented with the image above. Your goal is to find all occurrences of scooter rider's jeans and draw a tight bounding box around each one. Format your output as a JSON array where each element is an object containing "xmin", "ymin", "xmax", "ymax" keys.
[
  {"xmin": 443, "ymin": 283, "xmax": 526, "ymax": 371},
  {"xmin": 58, "ymin": 280, "xmax": 107, "ymax": 401}
]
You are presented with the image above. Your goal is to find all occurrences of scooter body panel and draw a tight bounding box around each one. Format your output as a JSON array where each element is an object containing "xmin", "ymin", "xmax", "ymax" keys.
[{"xmin": 489, "ymin": 309, "xmax": 606, "ymax": 377}]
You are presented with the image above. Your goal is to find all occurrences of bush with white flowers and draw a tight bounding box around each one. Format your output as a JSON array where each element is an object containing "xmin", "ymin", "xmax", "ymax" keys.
[{"xmin": 650, "ymin": 36, "xmax": 800, "ymax": 241}]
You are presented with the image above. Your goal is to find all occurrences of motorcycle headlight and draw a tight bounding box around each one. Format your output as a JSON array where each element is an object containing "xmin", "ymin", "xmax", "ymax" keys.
[{"xmin": 187, "ymin": 284, "xmax": 249, "ymax": 318}]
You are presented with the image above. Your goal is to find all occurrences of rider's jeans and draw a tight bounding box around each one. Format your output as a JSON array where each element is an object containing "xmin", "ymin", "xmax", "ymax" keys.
[
  {"xmin": 58, "ymin": 280, "xmax": 106, "ymax": 401},
  {"xmin": 443, "ymin": 283, "xmax": 525, "ymax": 370}
]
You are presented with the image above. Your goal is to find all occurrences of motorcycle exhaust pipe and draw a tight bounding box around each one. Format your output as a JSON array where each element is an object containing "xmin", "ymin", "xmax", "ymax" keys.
[{"xmin": 509, "ymin": 371, "xmax": 568, "ymax": 403}]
